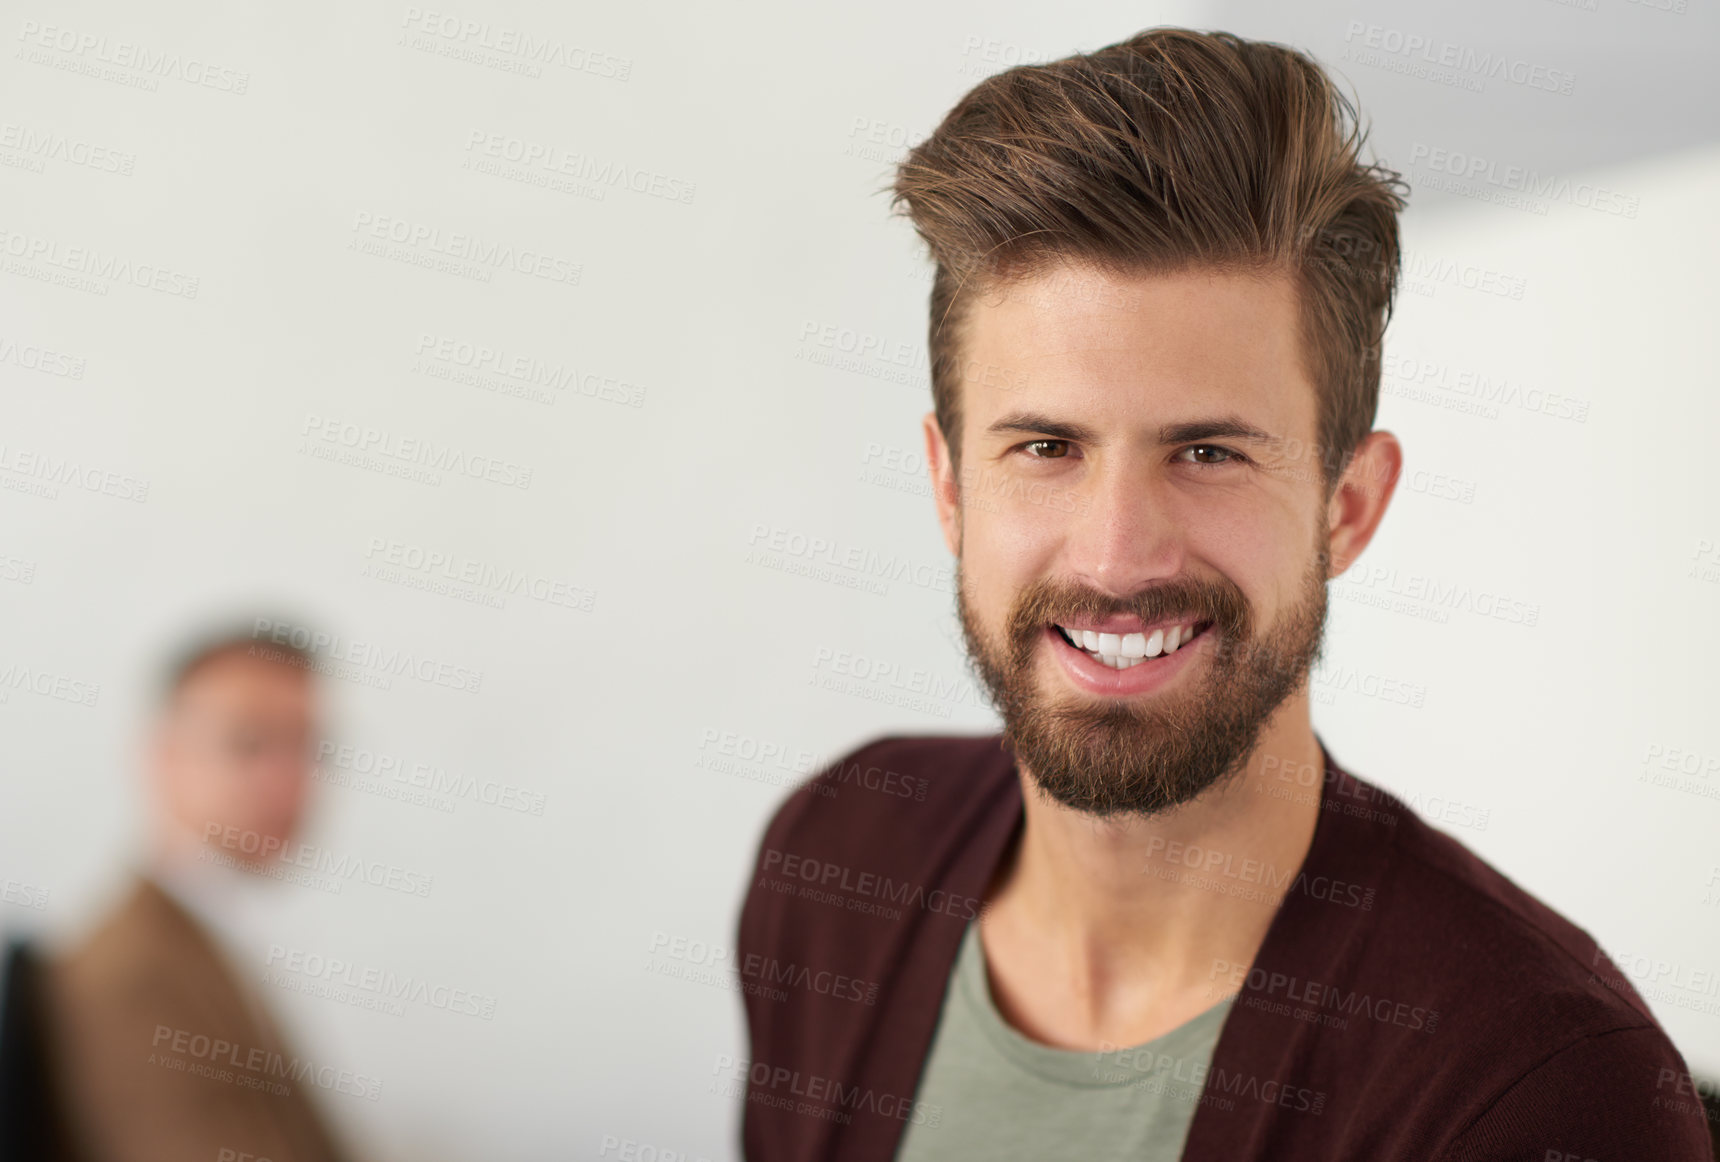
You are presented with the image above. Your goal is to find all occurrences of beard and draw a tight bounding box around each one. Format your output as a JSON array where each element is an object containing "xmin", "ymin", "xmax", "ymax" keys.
[{"xmin": 957, "ymin": 537, "xmax": 1330, "ymax": 819}]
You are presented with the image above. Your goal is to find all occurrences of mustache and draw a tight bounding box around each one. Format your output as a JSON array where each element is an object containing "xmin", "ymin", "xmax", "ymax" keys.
[{"xmin": 1005, "ymin": 575, "xmax": 1252, "ymax": 645}]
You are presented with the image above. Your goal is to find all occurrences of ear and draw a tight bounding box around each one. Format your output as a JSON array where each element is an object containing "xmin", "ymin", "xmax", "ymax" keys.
[
  {"xmin": 923, "ymin": 412, "xmax": 961, "ymax": 557},
  {"xmin": 1324, "ymin": 430, "xmax": 1402, "ymax": 578}
]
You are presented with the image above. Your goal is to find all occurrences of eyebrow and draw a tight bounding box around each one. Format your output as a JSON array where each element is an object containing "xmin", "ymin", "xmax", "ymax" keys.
[{"xmin": 986, "ymin": 411, "xmax": 1276, "ymax": 446}]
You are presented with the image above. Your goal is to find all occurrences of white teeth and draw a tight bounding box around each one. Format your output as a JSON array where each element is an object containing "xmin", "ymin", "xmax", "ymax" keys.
[{"xmin": 1056, "ymin": 623, "xmax": 1201, "ymax": 670}]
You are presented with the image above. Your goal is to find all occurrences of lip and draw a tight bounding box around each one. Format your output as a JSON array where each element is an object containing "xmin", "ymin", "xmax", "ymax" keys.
[
  {"xmin": 1044, "ymin": 622, "xmax": 1210, "ymax": 697},
  {"xmin": 1054, "ymin": 613, "xmax": 1202, "ymax": 635}
]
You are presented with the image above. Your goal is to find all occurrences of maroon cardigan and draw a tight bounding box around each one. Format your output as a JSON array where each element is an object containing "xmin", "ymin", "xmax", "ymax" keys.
[{"xmin": 734, "ymin": 733, "xmax": 1714, "ymax": 1160}]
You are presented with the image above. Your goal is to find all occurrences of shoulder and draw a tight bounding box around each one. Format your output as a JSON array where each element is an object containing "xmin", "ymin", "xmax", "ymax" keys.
[
  {"xmin": 1376, "ymin": 793, "xmax": 1656, "ymax": 1031},
  {"xmin": 734, "ymin": 735, "xmax": 1017, "ymax": 1159},
  {"xmin": 46, "ymin": 882, "xmax": 207, "ymax": 1084},
  {"xmin": 735, "ymin": 732, "xmax": 1014, "ymax": 966},
  {"xmin": 50, "ymin": 877, "xmax": 217, "ymax": 1022},
  {"xmin": 1337, "ymin": 776, "xmax": 1710, "ymax": 1154},
  {"xmin": 750, "ymin": 732, "xmax": 1011, "ymax": 866},
  {"xmin": 1435, "ymin": 1024, "xmax": 1713, "ymax": 1159},
  {"xmin": 54, "ymin": 880, "xmax": 168, "ymax": 996}
]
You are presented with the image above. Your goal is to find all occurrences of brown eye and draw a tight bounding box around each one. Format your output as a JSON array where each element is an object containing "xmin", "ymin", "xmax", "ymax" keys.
[
  {"xmin": 1025, "ymin": 440, "xmax": 1070, "ymax": 458},
  {"xmin": 1181, "ymin": 444, "xmax": 1235, "ymax": 465}
]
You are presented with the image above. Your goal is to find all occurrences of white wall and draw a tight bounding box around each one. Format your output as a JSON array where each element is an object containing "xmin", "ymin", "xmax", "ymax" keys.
[{"xmin": 2, "ymin": 1, "xmax": 1715, "ymax": 1158}]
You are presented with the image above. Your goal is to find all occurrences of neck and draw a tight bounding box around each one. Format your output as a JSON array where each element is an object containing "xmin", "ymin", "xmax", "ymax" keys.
[{"xmin": 980, "ymin": 697, "xmax": 1325, "ymax": 1048}]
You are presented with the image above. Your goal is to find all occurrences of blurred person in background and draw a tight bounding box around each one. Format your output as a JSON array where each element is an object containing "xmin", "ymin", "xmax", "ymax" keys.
[{"xmin": 40, "ymin": 624, "xmax": 351, "ymax": 1162}]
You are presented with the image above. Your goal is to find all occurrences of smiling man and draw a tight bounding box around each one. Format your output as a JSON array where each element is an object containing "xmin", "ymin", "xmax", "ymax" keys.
[{"xmin": 734, "ymin": 27, "xmax": 1712, "ymax": 1162}]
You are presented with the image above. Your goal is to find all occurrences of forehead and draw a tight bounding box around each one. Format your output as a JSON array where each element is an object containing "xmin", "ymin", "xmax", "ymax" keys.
[
  {"xmin": 173, "ymin": 651, "xmax": 313, "ymax": 715},
  {"xmin": 958, "ymin": 262, "xmax": 1316, "ymax": 437}
]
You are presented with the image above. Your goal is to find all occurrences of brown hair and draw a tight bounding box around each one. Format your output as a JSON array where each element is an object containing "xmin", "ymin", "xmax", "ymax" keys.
[
  {"xmin": 155, "ymin": 619, "xmax": 319, "ymax": 710},
  {"xmin": 891, "ymin": 27, "xmax": 1410, "ymax": 492}
]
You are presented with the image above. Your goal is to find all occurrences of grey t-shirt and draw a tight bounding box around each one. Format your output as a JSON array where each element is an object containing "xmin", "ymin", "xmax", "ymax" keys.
[{"xmin": 894, "ymin": 920, "xmax": 1235, "ymax": 1161}]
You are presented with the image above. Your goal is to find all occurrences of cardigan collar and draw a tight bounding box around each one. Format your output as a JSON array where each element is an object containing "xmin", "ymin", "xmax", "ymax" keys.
[{"xmin": 837, "ymin": 733, "xmax": 1398, "ymax": 1161}]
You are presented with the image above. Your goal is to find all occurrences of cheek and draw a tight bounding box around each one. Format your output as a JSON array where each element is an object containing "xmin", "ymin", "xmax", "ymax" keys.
[
  {"xmin": 967, "ymin": 478, "xmax": 1069, "ymax": 555},
  {"xmin": 180, "ymin": 764, "xmax": 240, "ymax": 829},
  {"xmin": 1195, "ymin": 521, "xmax": 1309, "ymax": 620},
  {"xmin": 1169, "ymin": 489, "xmax": 1273, "ymax": 580},
  {"xmin": 962, "ymin": 504, "xmax": 1055, "ymax": 609}
]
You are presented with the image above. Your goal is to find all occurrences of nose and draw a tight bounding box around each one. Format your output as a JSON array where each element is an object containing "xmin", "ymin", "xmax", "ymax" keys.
[{"xmin": 1063, "ymin": 458, "xmax": 1185, "ymax": 597}]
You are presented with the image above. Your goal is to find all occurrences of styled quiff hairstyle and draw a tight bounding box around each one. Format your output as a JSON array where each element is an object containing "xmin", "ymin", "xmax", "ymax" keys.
[{"xmin": 892, "ymin": 27, "xmax": 1410, "ymax": 493}]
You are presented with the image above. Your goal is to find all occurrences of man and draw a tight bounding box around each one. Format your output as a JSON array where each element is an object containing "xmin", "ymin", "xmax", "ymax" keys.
[
  {"xmin": 735, "ymin": 27, "xmax": 1713, "ymax": 1162},
  {"xmin": 42, "ymin": 627, "xmax": 351, "ymax": 1162}
]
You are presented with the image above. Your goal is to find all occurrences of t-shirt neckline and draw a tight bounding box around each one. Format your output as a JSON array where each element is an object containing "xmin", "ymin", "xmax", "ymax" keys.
[{"xmin": 954, "ymin": 918, "xmax": 1236, "ymax": 1089}]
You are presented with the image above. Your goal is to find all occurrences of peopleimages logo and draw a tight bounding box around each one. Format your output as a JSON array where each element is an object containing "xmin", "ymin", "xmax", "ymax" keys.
[
  {"xmin": 1210, "ymin": 960, "xmax": 1440, "ymax": 1033},
  {"xmin": 0, "ymin": 123, "xmax": 136, "ymax": 175},
  {"xmin": 647, "ymin": 930, "xmax": 882, "ymax": 1006},
  {"xmin": 150, "ymin": 1024, "xmax": 381, "ymax": 1099},
  {"xmin": 0, "ymin": 443, "xmax": 149, "ymax": 502},
  {"xmin": 1340, "ymin": 22, "xmax": 1575, "ymax": 95},
  {"xmin": 14, "ymin": 21, "xmax": 252, "ymax": 94},
  {"xmin": 1407, "ymin": 144, "xmax": 1639, "ymax": 218},
  {"xmin": 0, "ymin": 661, "xmax": 100, "ymax": 707},
  {"xmin": 713, "ymin": 1055, "xmax": 942, "ymax": 1128},
  {"xmin": 350, "ymin": 211, "xmax": 583, "ymax": 285},
  {"xmin": 399, "ymin": 8, "xmax": 633, "ymax": 80},
  {"xmin": 758, "ymin": 848, "xmax": 984, "ymax": 921},
  {"xmin": 250, "ymin": 616, "xmax": 486, "ymax": 694},
  {"xmin": 264, "ymin": 944, "xmax": 498, "ymax": 1019},
  {"xmin": 696, "ymin": 728, "xmax": 931, "ymax": 802},
  {"xmin": 299, "ymin": 413, "xmax": 534, "ymax": 490},
  {"xmin": 1140, "ymin": 836, "xmax": 1377, "ymax": 911},
  {"xmin": 315, "ymin": 738, "xmax": 549, "ymax": 815},
  {"xmin": 0, "ymin": 228, "xmax": 199, "ymax": 298},
  {"xmin": 462, "ymin": 130, "xmax": 696, "ymax": 204},
  {"xmin": 2, "ymin": 877, "xmax": 50, "ymax": 910},
  {"xmin": 414, "ymin": 334, "xmax": 645, "ymax": 407},
  {"xmin": 202, "ymin": 823, "xmax": 435, "ymax": 898},
  {"xmin": 745, "ymin": 524, "xmax": 954, "ymax": 596},
  {"xmin": 0, "ymin": 335, "xmax": 87, "ymax": 379}
]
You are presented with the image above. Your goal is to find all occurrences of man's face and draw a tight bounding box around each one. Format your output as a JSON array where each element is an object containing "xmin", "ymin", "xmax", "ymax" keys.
[
  {"xmin": 155, "ymin": 651, "xmax": 319, "ymax": 864},
  {"xmin": 930, "ymin": 262, "xmax": 1333, "ymax": 817}
]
